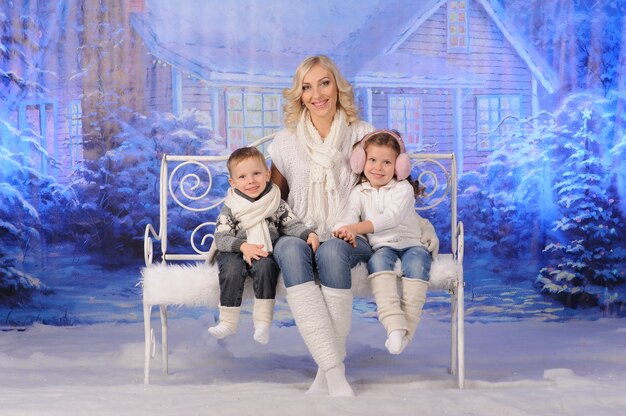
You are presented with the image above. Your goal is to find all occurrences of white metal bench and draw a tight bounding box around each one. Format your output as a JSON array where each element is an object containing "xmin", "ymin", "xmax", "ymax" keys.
[{"xmin": 141, "ymin": 135, "xmax": 465, "ymax": 388}]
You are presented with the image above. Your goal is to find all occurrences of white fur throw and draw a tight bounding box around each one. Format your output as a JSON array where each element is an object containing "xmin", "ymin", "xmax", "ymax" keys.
[{"xmin": 141, "ymin": 254, "xmax": 460, "ymax": 307}]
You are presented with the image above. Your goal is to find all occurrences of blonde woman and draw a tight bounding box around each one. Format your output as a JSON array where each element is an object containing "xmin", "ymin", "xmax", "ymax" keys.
[{"xmin": 268, "ymin": 55, "xmax": 374, "ymax": 397}]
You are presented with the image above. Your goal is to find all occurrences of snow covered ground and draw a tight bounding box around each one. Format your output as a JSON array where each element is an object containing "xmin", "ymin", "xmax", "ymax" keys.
[
  {"xmin": 2, "ymin": 308, "xmax": 625, "ymax": 416},
  {"xmin": 3, "ymin": 247, "xmax": 625, "ymax": 415}
]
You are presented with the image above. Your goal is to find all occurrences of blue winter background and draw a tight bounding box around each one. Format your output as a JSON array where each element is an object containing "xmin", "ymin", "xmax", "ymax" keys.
[{"xmin": 1, "ymin": 0, "xmax": 625, "ymax": 328}]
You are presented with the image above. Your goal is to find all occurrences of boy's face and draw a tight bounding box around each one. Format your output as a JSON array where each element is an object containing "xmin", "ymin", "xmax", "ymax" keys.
[{"xmin": 228, "ymin": 157, "xmax": 271, "ymax": 199}]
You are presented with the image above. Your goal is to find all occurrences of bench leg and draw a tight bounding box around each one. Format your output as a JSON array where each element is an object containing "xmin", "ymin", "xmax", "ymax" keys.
[
  {"xmin": 143, "ymin": 303, "xmax": 152, "ymax": 384},
  {"xmin": 457, "ymin": 278, "xmax": 466, "ymax": 389},
  {"xmin": 450, "ymin": 286, "xmax": 458, "ymax": 377},
  {"xmin": 159, "ymin": 305, "xmax": 168, "ymax": 375}
]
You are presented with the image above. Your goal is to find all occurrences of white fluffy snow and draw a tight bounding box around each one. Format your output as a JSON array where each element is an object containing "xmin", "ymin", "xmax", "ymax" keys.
[{"xmin": 2, "ymin": 307, "xmax": 625, "ymax": 416}]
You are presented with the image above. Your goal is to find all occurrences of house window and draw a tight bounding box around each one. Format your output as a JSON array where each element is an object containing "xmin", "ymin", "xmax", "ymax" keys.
[
  {"xmin": 225, "ymin": 90, "xmax": 282, "ymax": 150},
  {"xmin": 17, "ymin": 100, "xmax": 57, "ymax": 175},
  {"xmin": 476, "ymin": 95, "xmax": 521, "ymax": 151},
  {"xmin": 68, "ymin": 100, "xmax": 83, "ymax": 169},
  {"xmin": 387, "ymin": 95, "xmax": 422, "ymax": 150},
  {"xmin": 447, "ymin": 1, "xmax": 469, "ymax": 51}
]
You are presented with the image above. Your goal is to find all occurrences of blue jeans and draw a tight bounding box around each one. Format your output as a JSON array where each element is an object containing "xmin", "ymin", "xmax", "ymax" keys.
[
  {"xmin": 273, "ymin": 236, "xmax": 373, "ymax": 289},
  {"xmin": 216, "ymin": 251, "xmax": 279, "ymax": 306},
  {"xmin": 367, "ymin": 246, "xmax": 432, "ymax": 281}
]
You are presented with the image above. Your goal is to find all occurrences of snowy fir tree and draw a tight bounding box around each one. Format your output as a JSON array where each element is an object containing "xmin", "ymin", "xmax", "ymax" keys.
[
  {"xmin": 457, "ymin": 112, "xmax": 554, "ymax": 264},
  {"xmin": 536, "ymin": 93, "xmax": 626, "ymax": 309},
  {"xmin": 70, "ymin": 109, "xmax": 227, "ymax": 259},
  {"xmin": 0, "ymin": 119, "xmax": 78, "ymax": 305},
  {"xmin": 0, "ymin": 117, "xmax": 81, "ymax": 304},
  {"xmin": 457, "ymin": 91, "xmax": 625, "ymax": 311},
  {"xmin": 1, "ymin": 8, "xmax": 76, "ymax": 306}
]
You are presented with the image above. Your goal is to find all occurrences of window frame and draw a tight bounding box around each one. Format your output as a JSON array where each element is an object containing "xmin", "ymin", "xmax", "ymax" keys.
[
  {"xmin": 17, "ymin": 99, "xmax": 58, "ymax": 175},
  {"xmin": 447, "ymin": 0, "xmax": 470, "ymax": 52},
  {"xmin": 67, "ymin": 99, "xmax": 83, "ymax": 169},
  {"xmin": 224, "ymin": 89, "xmax": 282, "ymax": 150},
  {"xmin": 475, "ymin": 94, "xmax": 522, "ymax": 151},
  {"xmin": 387, "ymin": 94, "xmax": 423, "ymax": 150}
]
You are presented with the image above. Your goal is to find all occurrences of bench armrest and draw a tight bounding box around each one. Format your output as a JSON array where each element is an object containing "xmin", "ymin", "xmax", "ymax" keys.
[
  {"xmin": 455, "ymin": 221, "xmax": 464, "ymax": 265},
  {"xmin": 144, "ymin": 223, "xmax": 161, "ymax": 266}
]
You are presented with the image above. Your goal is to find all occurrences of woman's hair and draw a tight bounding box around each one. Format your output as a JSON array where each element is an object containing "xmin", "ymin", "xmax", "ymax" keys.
[
  {"xmin": 282, "ymin": 55, "xmax": 360, "ymax": 128},
  {"xmin": 359, "ymin": 131, "xmax": 424, "ymax": 197}
]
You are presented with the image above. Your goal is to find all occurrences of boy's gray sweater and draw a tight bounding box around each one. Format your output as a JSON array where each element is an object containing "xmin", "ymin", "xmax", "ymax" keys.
[{"xmin": 214, "ymin": 185, "xmax": 314, "ymax": 254}]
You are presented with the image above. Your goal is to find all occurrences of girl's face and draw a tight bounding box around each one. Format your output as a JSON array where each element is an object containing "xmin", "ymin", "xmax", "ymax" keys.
[
  {"xmin": 301, "ymin": 64, "xmax": 338, "ymax": 126},
  {"xmin": 364, "ymin": 144, "xmax": 397, "ymax": 189}
]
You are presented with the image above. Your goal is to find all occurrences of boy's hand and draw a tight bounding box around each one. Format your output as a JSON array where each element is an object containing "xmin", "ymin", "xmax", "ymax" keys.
[
  {"xmin": 240, "ymin": 243, "xmax": 269, "ymax": 265},
  {"xmin": 332, "ymin": 226, "xmax": 357, "ymax": 247},
  {"xmin": 307, "ymin": 232, "xmax": 320, "ymax": 253}
]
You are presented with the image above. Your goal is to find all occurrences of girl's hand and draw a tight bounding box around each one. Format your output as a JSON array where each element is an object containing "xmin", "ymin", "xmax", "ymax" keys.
[
  {"xmin": 307, "ymin": 233, "xmax": 320, "ymax": 253},
  {"xmin": 332, "ymin": 227, "xmax": 357, "ymax": 247},
  {"xmin": 240, "ymin": 243, "xmax": 269, "ymax": 265}
]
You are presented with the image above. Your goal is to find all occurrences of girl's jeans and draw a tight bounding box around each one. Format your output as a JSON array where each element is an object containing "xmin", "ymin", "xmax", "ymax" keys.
[
  {"xmin": 367, "ymin": 245, "xmax": 432, "ymax": 281},
  {"xmin": 273, "ymin": 236, "xmax": 373, "ymax": 289}
]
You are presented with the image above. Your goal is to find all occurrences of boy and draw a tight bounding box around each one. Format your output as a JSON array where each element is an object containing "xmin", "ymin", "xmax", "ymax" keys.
[{"xmin": 208, "ymin": 147, "xmax": 320, "ymax": 344}]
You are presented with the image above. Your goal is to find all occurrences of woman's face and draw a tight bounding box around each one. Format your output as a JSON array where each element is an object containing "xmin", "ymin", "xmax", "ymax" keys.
[{"xmin": 301, "ymin": 64, "xmax": 338, "ymax": 126}]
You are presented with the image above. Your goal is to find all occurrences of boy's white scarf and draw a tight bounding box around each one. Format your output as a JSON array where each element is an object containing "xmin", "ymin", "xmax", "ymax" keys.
[
  {"xmin": 296, "ymin": 109, "xmax": 348, "ymax": 237},
  {"xmin": 224, "ymin": 183, "xmax": 281, "ymax": 253}
]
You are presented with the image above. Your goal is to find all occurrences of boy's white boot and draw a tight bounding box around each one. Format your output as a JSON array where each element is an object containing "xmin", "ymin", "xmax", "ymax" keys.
[
  {"xmin": 401, "ymin": 277, "xmax": 429, "ymax": 341},
  {"xmin": 286, "ymin": 281, "xmax": 354, "ymax": 397},
  {"xmin": 369, "ymin": 271, "xmax": 409, "ymax": 354},
  {"xmin": 208, "ymin": 306, "xmax": 241, "ymax": 339},
  {"xmin": 252, "ymin": 298, "xmax": 275, "ymax": 345}
]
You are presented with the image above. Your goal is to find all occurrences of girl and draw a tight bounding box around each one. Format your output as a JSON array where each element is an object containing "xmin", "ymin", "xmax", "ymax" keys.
[{"xmin": 333, "ymin": 130, "xmax": 439, "ymax": 355}]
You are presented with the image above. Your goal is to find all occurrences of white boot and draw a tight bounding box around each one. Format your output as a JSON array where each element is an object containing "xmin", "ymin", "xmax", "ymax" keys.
[
  {"xmin": 369, "ymin": 271, "xmax": 409, "ymax": 354},
  {"xmin": 401, "ymin": 278, "xmax": 429, "ymax": 341},
  {"xmin": 252, "ymin": 298, "xmax": 275, "ymax": 345},
  {"xmin": 308, "ymin": 368, "xmax": 327, "ymax": 395},
  {"xmin": 385, "ymin": 330, "xmax": 408, "ymax": 355},
  {"xmin": 307, "ymin": 286, "xmax": 353, "ymax": 394},
  {"xmin": 208, "ymin": 306, "xmax": 240, "ymax": 339},
  {"xmin": 321, "ymin": 286, "xmax": 353, "ymax": 359},
  {"xmin": 286, "ymin": 282, "xmax": 354, "ymax": 397}
]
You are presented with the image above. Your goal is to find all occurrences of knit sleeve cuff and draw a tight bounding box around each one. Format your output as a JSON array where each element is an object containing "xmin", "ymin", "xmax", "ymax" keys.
[
  {"xmin": 299, "ymin": 229, "xmax": 315, "ymax": 241},
  {"xmin": 232, "ymin": 239, "xmax": 246, "ymax": 252}
]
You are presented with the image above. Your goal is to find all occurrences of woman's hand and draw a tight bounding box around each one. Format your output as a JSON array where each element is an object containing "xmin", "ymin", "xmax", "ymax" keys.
[
  {"xmin": 307, "ymin": 233, "xmax": 320, "ymax": 253},
  {"xmin": 240, "ymin": 243, "xmax": 269, "ymax": 265}
]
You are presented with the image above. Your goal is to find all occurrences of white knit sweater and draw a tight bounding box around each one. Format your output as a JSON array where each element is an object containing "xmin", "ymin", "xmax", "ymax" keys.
[
  {"xmin": 333, "ymin": 179, "xmax": 426, "ymax": 251},
  {"xmin": 268, "ymin": 120, "xmax": 374, "ymax": 241}
]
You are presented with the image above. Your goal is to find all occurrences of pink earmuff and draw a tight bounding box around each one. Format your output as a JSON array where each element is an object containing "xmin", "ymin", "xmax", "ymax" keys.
[{"xmin": 350, "ymin": 130, "xmax": 412, "ymax": 181}]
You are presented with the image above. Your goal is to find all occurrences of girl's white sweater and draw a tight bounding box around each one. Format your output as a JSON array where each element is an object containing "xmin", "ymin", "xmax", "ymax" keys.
[{"xmin": 334, "ymin": 179, "xmax": 426, "ymax": 251}]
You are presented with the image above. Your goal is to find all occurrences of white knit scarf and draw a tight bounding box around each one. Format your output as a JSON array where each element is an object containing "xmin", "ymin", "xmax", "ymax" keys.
[
  {"xmin": 224, "ymin": 183, "xmax": 281, "ymax": 254},
  {"xmin": 296, "ymin": 109, "xmax": 348, "ymax": 238}
]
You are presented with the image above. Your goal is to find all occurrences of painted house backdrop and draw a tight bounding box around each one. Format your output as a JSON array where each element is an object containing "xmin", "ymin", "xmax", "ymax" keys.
[{"xmin": 1, "ymin": 0, "xmax": 625, "ymax": 325}]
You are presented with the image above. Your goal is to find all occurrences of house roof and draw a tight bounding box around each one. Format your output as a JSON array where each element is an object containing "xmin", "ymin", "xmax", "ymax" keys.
[
  {"xmin": 477, "ymin": 0, "xmax": 559, "ymax": 93},
  {"xmin": 133, "ymin": 0, "xmax": 557, "ymax": 92}
]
